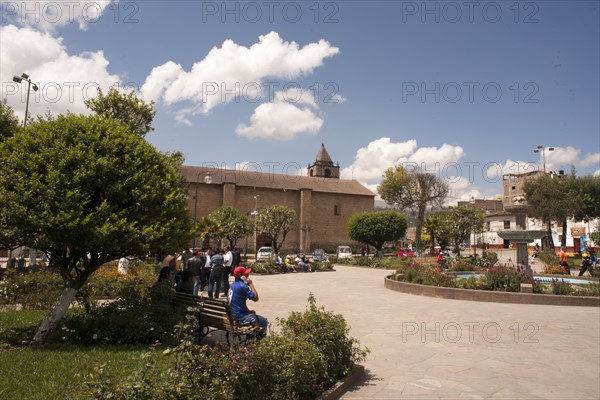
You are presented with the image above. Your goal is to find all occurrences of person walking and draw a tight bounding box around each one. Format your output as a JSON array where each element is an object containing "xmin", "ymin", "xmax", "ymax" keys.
[
  {"xmin": 186, "ymin": 251, "xmax": 204, "ymax": 296},
  {"xmin": 228, "ymin": 266, "xmax": 268, "ymax": 339},
  {"xmin": 221, "ymin": 245, "xmax": 233, "ymax": 296},
  {"xmin": 207, "ymin": 249, "xmax": 225, "ymax": 299},
  {"xmin": 200, "ymin": 248, "xmax": 212, "ymax": 293},
  {"xmin": 559, "ymin": 247, "xmax": 571, "ymax": 275}
]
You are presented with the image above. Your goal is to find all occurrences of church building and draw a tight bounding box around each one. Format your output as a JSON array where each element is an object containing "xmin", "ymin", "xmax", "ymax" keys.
[{"xmin": 181, "ymin": 144, "xmax": 375, "ymax": 253}]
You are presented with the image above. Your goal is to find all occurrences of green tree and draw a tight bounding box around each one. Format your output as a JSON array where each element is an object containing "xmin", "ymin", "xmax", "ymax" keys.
[
  {"xmin": 590, "ymin": 231, "xmax": 600, "ymax": 246},
  {"xmin": 436, "ymin": 206, "xmax": 485, "ymax": 254},
  {"xmin": 85, "ymin": 88, "xmax": 156, "ymax": 137},
  {"xmin": 256, "ymin": 205, "xmax": 297, "ymax": 254},
  {"xmin": 347, "ymin": 210, "xmax": 408, "ymax": 258},
  {"xmin": 523, "ymin": 173, "xmax": 575, "ymax": 249},
  {"xmin": 0, "ymin": 114, "xmax": 193, "ymax": 344},
  {"xmin": 424, "ymin": 212, "xmax": 451, "ymax": 253},
  {"xmin": 0, "ymin": 99, "xmax": 21, "ymax": 141},
  {"xmin": 208, "ymin": 205, "xmax": 252, "ymax": 248},
  {"xmin": 570, "ymin": 175, "xmax": 600, "ymax": 223},
  {"xmin": 378, "ymin": 165, "xmax": 449, "ymax": 253}
]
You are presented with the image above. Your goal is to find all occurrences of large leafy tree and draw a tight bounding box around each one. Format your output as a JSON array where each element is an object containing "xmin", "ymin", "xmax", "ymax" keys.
[
  {"xmin": 0, "ymin": 114, "xmax": 193, "ymax": 344},
  {"xmin": 523, "ymin": 173, "xmax": 575, "ymax": 249},
  {"xmin": 208, "ymin": 206, "xmax": 252, "ymax": 248},
  {"xmin": 436, "ymin": 206, "xmax": 485, "ymax": 254},
  {"xmin": 256, "ymin": 205, "xmax": 297, "ymax": 254},
  {"xmin": 570, "ymin": 175, "xmax": 600, "ymax": 223},
  {"xmin": 378, "ymin": 165, "xmax": 449, "ymax": 253},
  {"xmin": 85, "ymin": 88, "xmax": 156, "ymax": 137},
  {"xmin": 347, "ymin": 210, "xmax": 408, "ymax": 258},
  {"xmin": 0, "ymin": 99, "xmax": 21, "ymax": 141}
]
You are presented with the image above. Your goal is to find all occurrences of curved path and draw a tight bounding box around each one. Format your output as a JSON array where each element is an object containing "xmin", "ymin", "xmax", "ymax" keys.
[{"xmin": 247, "ymin": 264, "xmax": 599, "ymax": 399}]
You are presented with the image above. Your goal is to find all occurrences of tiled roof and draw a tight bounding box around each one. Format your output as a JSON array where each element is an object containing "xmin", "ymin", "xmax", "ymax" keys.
[{"xmin": 180, "ymin": 166, "xmax": 375, "ymax": 196}]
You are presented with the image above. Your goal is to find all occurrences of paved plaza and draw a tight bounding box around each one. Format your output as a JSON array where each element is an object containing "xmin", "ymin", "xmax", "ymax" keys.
[{"xmin": 243, "ymin": 260, "xmax": 600, "ymax": 399}]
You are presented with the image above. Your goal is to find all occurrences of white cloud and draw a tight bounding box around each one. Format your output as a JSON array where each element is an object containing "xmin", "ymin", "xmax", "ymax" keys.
[
  {"xmin": 235, "ymin": 95, "xmax": 324, "ymax": 141},
  {"xmin": 340, "ymin": 137, "xmax": 465, "ymax": 184},
  {"xmin": 0, "ymin": 24, "xmax": 121, "ymax": 120},
  {"xmin": 339, "ymin": 137, "xmax": 468, "ymax": 204},
  {"xmin": 445, "ymin": 176, "xmax": 485, "ymax": 205},
  {"xmin": 542, "ymin": 146, "xmax": 600, "ymax": 173},
  {"xmin": 274, "ymin": 88, "xmax": 318, "ymax": 110},
  {"xmin": 141, "ymin": 31, "xmax": 339, "ymax": 115},
  {"xmin": 3, "ymin": 0, "xmax": 114, "ymax": 32}
]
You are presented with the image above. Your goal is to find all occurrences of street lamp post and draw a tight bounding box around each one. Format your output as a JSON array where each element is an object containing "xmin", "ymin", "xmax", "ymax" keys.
[
  {"xmin": 252, "ymin": 195, "xmax": 260, "ymax": 258},
  {"xmin": 192, "ymin": 172, "xmax": 212, "ymax": 250},
  {"xmin": 13, "ymin": 73, "xmax": 39, "ymax": 266},
  {"xmin": 12, "ymin": 73, "xmax": 38, "ymax": 127},
  {"xmin": 533, "ymin": 145, "xmax": 555, "ymax": 172}
]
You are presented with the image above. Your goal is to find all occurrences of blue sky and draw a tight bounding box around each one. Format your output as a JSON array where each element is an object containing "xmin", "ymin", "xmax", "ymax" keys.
[{"xmin": 1, "ymin": 1, "xmax": 599, "ymax": 202}]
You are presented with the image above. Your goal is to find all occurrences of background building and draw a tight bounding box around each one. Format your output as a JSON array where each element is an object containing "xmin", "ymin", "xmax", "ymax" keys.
[{"xmin": 181, "ymin": 145, "xmax": 375, "ymax": 253}]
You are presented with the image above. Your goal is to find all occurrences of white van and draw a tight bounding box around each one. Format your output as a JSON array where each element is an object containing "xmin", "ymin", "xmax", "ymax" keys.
[
  {"xmin": 256, "ymin": 246, "xmax": 275, "ymax": 261},
  {"xmin": 336, "ymin": 246, "xmax": 353, "ymax": 259}
]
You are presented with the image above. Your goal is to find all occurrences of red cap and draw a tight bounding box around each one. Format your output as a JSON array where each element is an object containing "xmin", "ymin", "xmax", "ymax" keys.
[{"xmin": 233, "ymin": 266, "xmax": 252, "ymax": 277}]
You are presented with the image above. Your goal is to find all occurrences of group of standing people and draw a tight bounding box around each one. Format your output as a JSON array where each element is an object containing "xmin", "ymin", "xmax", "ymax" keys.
[
  {"xmin": 156, "ymin": 246, "xmax": 268, "ymax": 338},
  {"xmin": 172, "ymin": 246, "xmax": 241, "ymax": 298}
]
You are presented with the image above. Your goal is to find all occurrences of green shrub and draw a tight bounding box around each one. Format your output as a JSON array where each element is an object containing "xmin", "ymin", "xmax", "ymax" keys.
[
  {"xmin": 538, "ymin": 248, "xmax": 559, "ymax": 266},
  {"xmin": 0, "ymin": 268, "xmax": 63, "ymax": 309},
  {"xmin": 85, "ymin": 295, "xmax": 368, "ymax": 400},
  {"xmin": 279, "ymin": 294, "xmax": 368, "ymax": 384},
  {"xmin": 551, "ymin": 279, "xmax": 574, "ymax": 296},
  {"xmin": 573, "ymin": 283, "xmax": 600, "ymax": 297},
  {"xmin": 400, "ymin": 264, "xmax": 456, "ymax": 287},
  {"xmin": 482, "ymin": 264, "xmax": 527, "ymax": 292},
  {"xmin": 542, "ymin": 264, "xmax": 568, "ymax": 275},
  {"xmin": 49, "ymin": 284, "xmax": 181, "ymax": 346},
  {"xmin": 0, "ymin": 261, "xmax": 157, "ymax": 310}
]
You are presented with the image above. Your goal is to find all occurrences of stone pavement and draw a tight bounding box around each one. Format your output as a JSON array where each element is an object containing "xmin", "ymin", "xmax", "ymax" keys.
[{"xmin": 240, "ymin": 264, "xmax": 599, "ymax": 399}]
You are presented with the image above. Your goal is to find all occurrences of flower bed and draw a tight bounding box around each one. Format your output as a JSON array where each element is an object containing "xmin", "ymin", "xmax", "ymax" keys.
[{"xmin": 385, "ymin": 263, "xmax": 599, "ymax": 307}]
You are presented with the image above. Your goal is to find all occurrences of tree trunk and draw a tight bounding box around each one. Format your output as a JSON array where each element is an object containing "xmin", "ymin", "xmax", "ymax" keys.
[
  {"xmin": 546, "ymin": 221, "xmax": 555, "ymax": 250},
  {"xmin": 415, "ymin": 204, "xmax": 426, "ymax": 253},
  {"xmin": 32, "ymin": 285, "xmax": 80, "ymax": 345},
  {"xmin": 561, "ymin": 218, "xmax": 568, "ymax": 249}
]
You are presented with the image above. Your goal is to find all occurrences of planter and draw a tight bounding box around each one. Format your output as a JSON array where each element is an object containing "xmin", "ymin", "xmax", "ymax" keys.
[{"xmin": 386, "ymin": 274, "xmax": 600, "ymax": 307}]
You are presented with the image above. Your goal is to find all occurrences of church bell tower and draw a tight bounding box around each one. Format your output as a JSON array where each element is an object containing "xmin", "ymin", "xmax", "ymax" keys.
[{"xmin": 307, "ymin": 144, "xmax": 340, "ymax": 178}]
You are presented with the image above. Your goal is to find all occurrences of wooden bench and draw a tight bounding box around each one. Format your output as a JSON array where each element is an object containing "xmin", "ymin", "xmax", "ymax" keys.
[{"xmin": 171, "ymin": 292, "xmax": 262, "ymax": 348}]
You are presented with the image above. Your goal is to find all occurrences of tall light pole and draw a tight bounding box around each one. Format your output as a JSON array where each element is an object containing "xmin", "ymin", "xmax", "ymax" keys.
[
  {"xmin": 12, "ymin": 73, "xmax": 38, "ymax": 127},
  {"xmin": 192, "ymin": 171, "xmax": 212, "ymax": 250},
  {"xmin": 252, "ymin": 195, "xmax": 260, "ymax": 258},
  {"xmin": 13, "ymin": 73, "xmax": 39, "ymax": 266},
  {"xmin": 533, "ymin": 145, "xmax": 554, "ymax": 172}
]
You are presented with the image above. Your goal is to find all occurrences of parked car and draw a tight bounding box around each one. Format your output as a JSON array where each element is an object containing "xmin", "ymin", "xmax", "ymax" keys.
[
  {"xmin": 256, "ymin": 246, "xmax": 275, "ymax": 261},
  {"xmin": 336, "ymin": 246, "xmax": 353, "ymax": 259},
  {"xmin": 396, "ymin": 248, "xmax": 415, "ymax": 258},
  {"xmin": 313, "ymin": 248, "xmax": 328, "ymax": 262}
]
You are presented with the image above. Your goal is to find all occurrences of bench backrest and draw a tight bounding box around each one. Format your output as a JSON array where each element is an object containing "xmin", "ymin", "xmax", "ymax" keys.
[
  {"xmin": 199, "ymin": 297, "xmax": 236, "ymax": 330},
  {"xmin": 171, "ymin": 293, "xmax": 248, "ymax": 333}
]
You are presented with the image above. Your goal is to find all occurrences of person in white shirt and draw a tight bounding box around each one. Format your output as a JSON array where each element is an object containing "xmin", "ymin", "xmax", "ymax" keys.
[
  {"xmin": 222, "ymin": 245, "xmax": 234, "ymax": 296},
  {"xmin": 117, "ymin": 257, "xmax": 129, "ymax": 274},
  {"xmin": 200, "ymin": 248, "xmax": 212, "ymax": 292}
]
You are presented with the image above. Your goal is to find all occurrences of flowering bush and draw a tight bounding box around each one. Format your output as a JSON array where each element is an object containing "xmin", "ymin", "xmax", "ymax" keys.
[
  {"xmin": 0, "ymin": 268, "xmax": 63, "ymax": 309},
  {"xmin": 400, "ymin": 264, "xmax": 457, "ymax": 288},
  {"xmin": 551, "ymin": 279, "xmax": 574, "ymax": 296},
  {"xmin": 85, "ymin": 295, "xmax": 368, "ymax": 400},
  {"xmin": 481, "ymin": 263, "xmax": 529, "ymax": 292},
  {"xmin": 542, "ymin": 264, "xmax": 568, "ymax": 275}
]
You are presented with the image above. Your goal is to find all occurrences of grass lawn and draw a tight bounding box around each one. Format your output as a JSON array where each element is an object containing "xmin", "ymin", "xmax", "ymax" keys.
[{"xmin": 0, "ymin": 310, "xmax": 170, "ymax": 400}]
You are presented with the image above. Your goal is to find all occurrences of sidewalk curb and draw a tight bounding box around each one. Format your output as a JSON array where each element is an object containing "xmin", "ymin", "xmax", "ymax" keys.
[{"xmin": 316, "ymin": 365, "xmax": 366, "ymax": 400}]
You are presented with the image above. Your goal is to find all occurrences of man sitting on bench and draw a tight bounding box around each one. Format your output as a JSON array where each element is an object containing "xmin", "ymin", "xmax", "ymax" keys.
[{"xmin": 228, "ymin": 267, "xmax": 268, "ymax": 339}]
